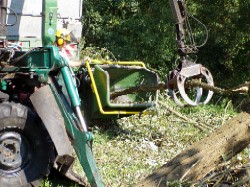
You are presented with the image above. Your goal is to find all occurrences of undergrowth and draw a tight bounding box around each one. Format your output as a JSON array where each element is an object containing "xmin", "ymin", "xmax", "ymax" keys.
[
  {"xmin": 90, "ymin": 93, "xmax": 237, "ymax": 187},
  {"xmin": 42, "ymin": 93, "xmax": 250, "ymax": 187}
]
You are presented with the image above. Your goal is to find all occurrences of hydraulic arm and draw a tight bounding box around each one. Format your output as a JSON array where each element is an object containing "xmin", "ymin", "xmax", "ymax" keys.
[{"xmin": 167, "ymin": 0, "xmax": 214, "ymax": 106}]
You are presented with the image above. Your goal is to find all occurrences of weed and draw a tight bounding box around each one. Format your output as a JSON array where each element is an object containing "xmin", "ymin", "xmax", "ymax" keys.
[{"xmin": 43, "ymin": 94, "xmax": 243, "ymax": 186}]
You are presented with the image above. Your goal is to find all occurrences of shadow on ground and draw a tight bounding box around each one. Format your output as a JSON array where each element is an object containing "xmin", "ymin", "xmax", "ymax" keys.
[{"xmin": 43, "ymin": 169, "xmax": 85, "ymax": 187}]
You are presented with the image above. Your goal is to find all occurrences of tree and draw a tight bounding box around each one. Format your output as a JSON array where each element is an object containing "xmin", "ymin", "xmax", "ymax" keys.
[{"xmin": 82, "ymin": 0, "xmax": 249, "ymax": 86}]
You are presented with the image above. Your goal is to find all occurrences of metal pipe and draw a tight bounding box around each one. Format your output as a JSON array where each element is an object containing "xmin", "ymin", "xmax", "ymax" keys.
[
  {"xmin": 61, "ymin": 66, "xmax": 88, "ymax": 132},
  {"xmin": 75, "ymin": 106, "xmax": 88, "ymax": 132},
  {"xmin": 1, "ymin": 0, "xmax": 8, "ymax": 27},
  {"xmin": 169, "ymin": 0, "xmax": 186, "ymax": 24}
]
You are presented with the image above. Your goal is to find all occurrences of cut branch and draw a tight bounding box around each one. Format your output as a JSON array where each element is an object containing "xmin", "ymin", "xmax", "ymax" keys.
[
  {"xmin": 186, "ymin": 80, "xmax": 250, "ymax": 96},
  {"xmin": 110, "ymin": 81, "xmax": 250, "ymax": 99},
  {"xmin": 158, "ymin": 101, "xmax": 213, "ymax": 132}
]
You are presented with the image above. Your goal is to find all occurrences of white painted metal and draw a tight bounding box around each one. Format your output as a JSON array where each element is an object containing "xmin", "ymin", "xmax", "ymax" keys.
[
  {"xmin": 0, "ymin": 0, "xmax": 42, "ymax": 40},
  {"xmin": 0, "ymin": 0, "xmax": 83, "ymax": 46},
  {"xmin": 57, "ymin": 0, "xmax": 83, "ymax": 40}
]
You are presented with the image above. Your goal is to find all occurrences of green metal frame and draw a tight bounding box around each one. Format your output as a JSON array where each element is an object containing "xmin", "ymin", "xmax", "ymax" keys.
[
  {"xmin": 43, "ymin": 0, "xmax": 57, "ymax": 46},
  {"xmin": 0, "ymin": 0, "xmax": 105, "ymax": 185},
  {"xmin": 3, "ymin": 46, "xmax": 105, "ymax": 186},
  {"xmin": 49, "ymin": 78, "xmax": 104, "ymax": 187}
]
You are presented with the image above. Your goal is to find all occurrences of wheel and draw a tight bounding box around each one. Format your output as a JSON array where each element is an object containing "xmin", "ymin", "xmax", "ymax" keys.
[{"xmin": 0, "ymin": 102, "xmax": 55, "ymax": 187}]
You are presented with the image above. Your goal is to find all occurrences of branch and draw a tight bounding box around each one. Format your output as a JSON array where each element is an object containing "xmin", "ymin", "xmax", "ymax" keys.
[
  {"xmin": 110, "ymin": 80, "xmax": 250, "ymax": 100},
  {"xmin": 186, "ymin": 80, "xmax": 250, "ymax": 96}
]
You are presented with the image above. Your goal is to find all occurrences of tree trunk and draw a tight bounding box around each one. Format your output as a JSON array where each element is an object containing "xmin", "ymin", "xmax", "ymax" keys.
[{"xmin": 137, "ymin": 112, "xmax": 250, "ymax": 187}]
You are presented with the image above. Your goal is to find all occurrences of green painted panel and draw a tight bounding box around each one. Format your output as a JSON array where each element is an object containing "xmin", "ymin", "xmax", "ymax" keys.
[
  {"xmin": 89, "ymin": 65, "xmax": 159, "ymax": 118},
  {"xmin": 43, "ymin": 0, "xmax": 57, "ymax": 46}
]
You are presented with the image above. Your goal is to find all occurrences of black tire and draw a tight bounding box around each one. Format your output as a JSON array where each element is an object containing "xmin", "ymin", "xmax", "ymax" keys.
[{"xmin": 0, "ymin": 102, "xmax": 55, "ymax": 187}]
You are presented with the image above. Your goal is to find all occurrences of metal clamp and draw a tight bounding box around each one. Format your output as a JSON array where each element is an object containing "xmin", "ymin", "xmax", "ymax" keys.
[{"xmin": 167, "ymin": 63, "xmax": 214, "ymax": 107}]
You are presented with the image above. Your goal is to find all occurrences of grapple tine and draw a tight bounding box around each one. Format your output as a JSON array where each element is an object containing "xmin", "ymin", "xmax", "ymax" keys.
[
  {"xmin": 167, "ymin": 64, "xmax": 214, "ymax": 107},
  {"xmin": 200, "ymin": 67, "xmax": 214, "ymax": 104}
]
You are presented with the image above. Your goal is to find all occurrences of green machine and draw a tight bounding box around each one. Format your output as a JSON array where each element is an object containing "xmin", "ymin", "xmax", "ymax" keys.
[
  {"xmin": 0, "ymin": 0, "xmax": 158, "ymax": 186},
  {"xmin": 0, "ymin": 0, "xmax": 213, "ymax": 186}
]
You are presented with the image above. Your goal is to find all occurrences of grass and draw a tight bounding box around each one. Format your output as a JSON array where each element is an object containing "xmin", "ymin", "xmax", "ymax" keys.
[{"xmin": 42, "ymin": 93, "xmax": 250, "ymax": 187}]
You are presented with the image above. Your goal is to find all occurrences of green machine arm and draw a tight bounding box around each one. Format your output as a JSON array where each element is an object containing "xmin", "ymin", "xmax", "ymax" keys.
[
  {"xmin": 49, "ymin": 74, "xmax": 104, "ymax": 187},
  {"xmin": 29, "ymin": 47, "xmax": 105, "ymax": 187},
  {"xmin": 56, "ymin": 52, "xmax": 105, "ymax": 187}
]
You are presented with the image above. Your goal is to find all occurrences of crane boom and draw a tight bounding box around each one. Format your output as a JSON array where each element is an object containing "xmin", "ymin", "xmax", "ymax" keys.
[{"xmin": 167, "ymin": 0, "xmax": 214, "ymax": 106}]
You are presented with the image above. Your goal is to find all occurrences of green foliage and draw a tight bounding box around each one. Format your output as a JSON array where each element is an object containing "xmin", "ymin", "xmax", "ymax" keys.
[
  {"xmin": 192, "ymin": 0, "xmax": 250, "ymax": 86},
  {"xmin": 81, "ymin": 46, "xmax": 117, "ymax": 61},
  {"xmin": 82, "ymin": 0, "xmax": 249, "ymax": 86},
  {"xmin": 82, "ymin": 0, "xmax": 176, "ymax": 71}
]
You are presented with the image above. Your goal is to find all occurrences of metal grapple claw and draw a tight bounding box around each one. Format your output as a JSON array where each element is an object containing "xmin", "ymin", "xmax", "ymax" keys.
[{"xmin": 167, "ymin": 62, "xmax": 214, "ymax": 107}]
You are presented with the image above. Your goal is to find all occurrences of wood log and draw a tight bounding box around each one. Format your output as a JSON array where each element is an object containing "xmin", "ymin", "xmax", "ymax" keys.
[{"xmin": 136, "ymin": 112, "xmax": 250, "ymax": 187}]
